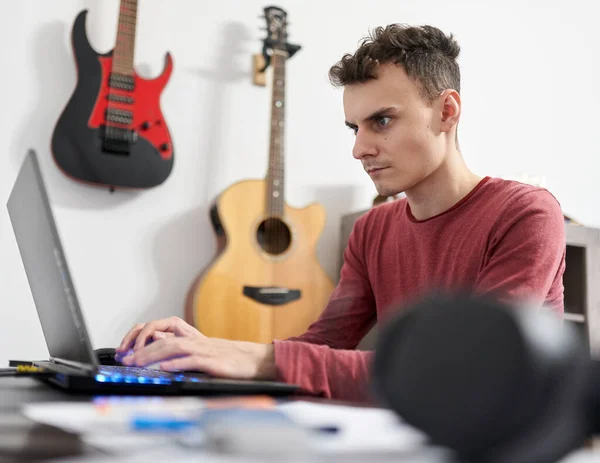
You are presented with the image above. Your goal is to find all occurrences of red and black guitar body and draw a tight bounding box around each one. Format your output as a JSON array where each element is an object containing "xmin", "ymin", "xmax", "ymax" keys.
[{"xmin": 51, "ymin": 10, "xmax": 174, "ymax": 189}]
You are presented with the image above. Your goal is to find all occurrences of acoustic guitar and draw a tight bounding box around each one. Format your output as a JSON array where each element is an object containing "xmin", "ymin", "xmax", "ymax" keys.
[
  {"xmin": 185, "ymin": 7, "xmax": 334, "ymax": 343},
  {"xmin": 51, "ymin": 0, "xmax": 174, "ymax": 190}
]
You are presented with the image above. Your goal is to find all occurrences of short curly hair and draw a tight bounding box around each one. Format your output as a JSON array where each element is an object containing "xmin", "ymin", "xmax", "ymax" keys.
[{"xmin": 329, "ymin": 24, "xmax": 461, "ymax": 105}]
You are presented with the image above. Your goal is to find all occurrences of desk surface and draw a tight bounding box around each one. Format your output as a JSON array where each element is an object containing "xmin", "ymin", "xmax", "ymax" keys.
[
  {"xmin": 0, "ymin": 377, "xmax": 452, "ymax": 463},
  {"xmin": 2, "ymin": 377, "xmax": 598, "ymax": 463},
  {"xmin": 0, "ymin": 377, "xmax": 100, "ymax": 461}
]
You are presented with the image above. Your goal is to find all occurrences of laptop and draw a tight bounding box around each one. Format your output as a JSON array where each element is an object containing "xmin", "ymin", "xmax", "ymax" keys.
[{"xmin": 6, "ymin": 150, "xmax": 298, "ymax": 396}]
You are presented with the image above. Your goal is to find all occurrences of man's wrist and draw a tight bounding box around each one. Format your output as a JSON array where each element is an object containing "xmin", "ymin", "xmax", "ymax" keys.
[{"xmin": 254, "ymin": 343, "xmax": 276, "ymax": 380}]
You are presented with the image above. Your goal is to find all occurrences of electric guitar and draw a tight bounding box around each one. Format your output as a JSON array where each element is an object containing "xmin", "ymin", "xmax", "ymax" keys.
[
  {"xmin": 185, "ymin": 7, "xmax": 334, "ymax": 343},
  {"xmin": 51, "ymin": 0, "xmax": 174, "ymax": 190}
]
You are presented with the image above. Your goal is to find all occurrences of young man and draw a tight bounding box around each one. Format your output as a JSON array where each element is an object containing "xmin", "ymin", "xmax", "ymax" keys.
[{"xmin": 116, "ymin": 24, "xmax": 566, "ymax": 403}]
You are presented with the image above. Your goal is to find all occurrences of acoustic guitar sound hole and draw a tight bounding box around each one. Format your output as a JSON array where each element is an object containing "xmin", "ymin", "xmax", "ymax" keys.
[{"xmin": 257, "ymin": 218, "xmax": 291, "ymax": 255}]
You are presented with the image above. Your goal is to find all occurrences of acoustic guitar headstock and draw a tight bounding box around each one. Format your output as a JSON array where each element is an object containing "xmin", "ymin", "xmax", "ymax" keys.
[{"xmin": 259, "ymin": 6, "xmax": 300, "ymax": 71}]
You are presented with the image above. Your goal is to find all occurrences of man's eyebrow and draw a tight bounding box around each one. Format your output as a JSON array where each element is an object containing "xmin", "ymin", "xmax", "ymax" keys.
[{"xmin": 344, "ymin": 107, "xmax": 400, "ymax": 128}]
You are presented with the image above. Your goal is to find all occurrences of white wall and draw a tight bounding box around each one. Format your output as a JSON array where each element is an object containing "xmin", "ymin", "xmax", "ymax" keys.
[{"xmin": 0, "ymin": 0, "xmax": 598, "ymax": 364}]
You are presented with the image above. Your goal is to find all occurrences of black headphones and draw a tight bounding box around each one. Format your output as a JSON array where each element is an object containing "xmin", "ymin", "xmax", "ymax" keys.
[{"xmin": 372, "ymin": 293, "xmax": 596, "ymax": 463}]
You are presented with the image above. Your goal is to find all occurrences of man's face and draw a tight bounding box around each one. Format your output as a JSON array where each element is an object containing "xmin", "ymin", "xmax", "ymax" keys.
[{"xmin": 343, "ymin": 63, "xmax": 448, "ymax": 197}]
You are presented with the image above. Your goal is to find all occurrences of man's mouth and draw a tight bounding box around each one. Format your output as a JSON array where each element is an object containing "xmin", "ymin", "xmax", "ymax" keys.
[{"xmin": 366, "ymin": 166, "xmax": 389, "ymax": 174}]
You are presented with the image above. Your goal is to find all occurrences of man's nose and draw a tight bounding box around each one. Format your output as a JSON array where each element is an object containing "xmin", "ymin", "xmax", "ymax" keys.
[{"xmin": 352, "ymin": 130, "xmax": 377, "ymax": 160}]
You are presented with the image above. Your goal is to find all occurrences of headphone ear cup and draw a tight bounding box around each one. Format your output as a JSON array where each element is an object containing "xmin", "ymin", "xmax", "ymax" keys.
[
  {"xmin": 372, "ymin": 293, "xmax": 591, "ymax": 463},
  {"xmin": 492, "ymin": 306, "xmax": 591, "ymax": 463}
]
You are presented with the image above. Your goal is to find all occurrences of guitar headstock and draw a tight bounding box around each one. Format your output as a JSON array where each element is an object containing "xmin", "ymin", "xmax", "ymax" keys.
[
  {"xmin": 259, "ymin": 6, "xmax": 300, "ymax": 70},
  {"xmin": 263, "ymin": 6, "xmax": 289, "ymax": 51}
]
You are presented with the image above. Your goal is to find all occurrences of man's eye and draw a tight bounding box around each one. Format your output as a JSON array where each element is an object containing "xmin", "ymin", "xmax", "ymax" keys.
[
  {"xmin": 376, "ymin": 116, "xmax": 391, "ymax": 128},
  {"xmin": 348, "ymin": 126, "xmax": 358, "ymax": 135}
]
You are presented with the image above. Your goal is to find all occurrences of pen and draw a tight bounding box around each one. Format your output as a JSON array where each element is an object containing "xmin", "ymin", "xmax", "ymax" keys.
[
  {"xmin": 314, "ymin": 425, "xmax": 340, "ymax": 434},
  {"xmin": 131, "ymin": 415, "xmax": 340, "ymax": 434},
  {"xmin": 132, "ymin": 416, "xmax": 197, "ymax": 431}
]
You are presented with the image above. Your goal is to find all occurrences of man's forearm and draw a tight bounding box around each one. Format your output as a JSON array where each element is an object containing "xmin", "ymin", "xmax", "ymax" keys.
[{"xmin": 273, "ymin": 339, "xmax": 374, "ymax": 402}]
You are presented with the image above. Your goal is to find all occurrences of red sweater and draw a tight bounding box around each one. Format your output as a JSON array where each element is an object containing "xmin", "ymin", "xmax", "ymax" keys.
[{"xmin": 273, "ymin": 177, "xmax": 566, "ymax": 402}]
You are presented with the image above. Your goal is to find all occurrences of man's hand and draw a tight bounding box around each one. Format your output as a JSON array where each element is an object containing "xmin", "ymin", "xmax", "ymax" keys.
[
  {"xmin": 115, "ymin": 317, "xmax": 276, "ymax": 381},
  {"xmin": 117, "ymin": 316, "xmax": 201, "ymax": 354}
]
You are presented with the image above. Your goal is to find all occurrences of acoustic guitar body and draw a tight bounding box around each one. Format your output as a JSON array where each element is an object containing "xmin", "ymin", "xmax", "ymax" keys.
[
  {"xmin": 188, "ymin": 180, "xmax": 334, "ymax": 343},
  {"xmin": 188, "ymin": 7, "xmax": 333, "ymax": 342}
]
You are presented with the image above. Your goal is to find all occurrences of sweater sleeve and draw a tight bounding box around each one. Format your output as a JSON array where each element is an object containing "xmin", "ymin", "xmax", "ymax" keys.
[
  {"xmin": 273, "ymin": 215, "xmax": 378, "ymax": 401},
  {"xmin": 474, "ymin": 189, "xmax": 566, "ymax": 314},
  {"xmin": 284, "ymin": 215, "xmax": 377, "ymax": 348},
  {"xmin": 273, "ymin": 340, "xmax": 374, "ymax": 402}
]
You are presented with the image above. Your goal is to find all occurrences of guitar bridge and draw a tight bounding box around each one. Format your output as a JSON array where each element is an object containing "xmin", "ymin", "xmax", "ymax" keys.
[
  {"xmin": 243, "ymin": 286, "xmax": 301, "ymax": 306},
  {"xmin": 100, "ymin": 126, "xmax": 138, "ymax": 155}
]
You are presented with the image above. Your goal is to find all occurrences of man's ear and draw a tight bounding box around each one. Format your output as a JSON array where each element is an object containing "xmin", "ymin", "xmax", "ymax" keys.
[{"xmin": 439, "ymin": 89, "xmax": 461, "ymax": 133}]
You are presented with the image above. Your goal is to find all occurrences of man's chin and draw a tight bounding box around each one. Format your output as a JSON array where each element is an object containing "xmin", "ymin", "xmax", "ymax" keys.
[{"xmin": 374, "ymin": 183, "xmax": 404, "ymax": 198}]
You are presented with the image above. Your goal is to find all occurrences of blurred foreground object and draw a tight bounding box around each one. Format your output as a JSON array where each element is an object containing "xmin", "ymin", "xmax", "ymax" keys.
[{"xmin": 373, "ymin": 293, "xmax": 600, "ymax": 463}]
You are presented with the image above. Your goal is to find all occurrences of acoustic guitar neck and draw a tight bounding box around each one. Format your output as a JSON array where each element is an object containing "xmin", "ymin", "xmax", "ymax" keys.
[{"xmin": 265, "ymin": 50, "xmax": 288, "ymax": 218}]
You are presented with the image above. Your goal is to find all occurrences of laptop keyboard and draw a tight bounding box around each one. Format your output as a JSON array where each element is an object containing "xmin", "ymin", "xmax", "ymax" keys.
[{"xmin": 96, "ymin": 365, "xmax": 204, "ymax": 385}]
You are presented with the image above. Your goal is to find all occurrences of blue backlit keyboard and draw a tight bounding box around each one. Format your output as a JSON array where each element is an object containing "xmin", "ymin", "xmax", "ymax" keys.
[{"xmin": 95, "ymin": 365, "xmax": 204, "ymax": 385}]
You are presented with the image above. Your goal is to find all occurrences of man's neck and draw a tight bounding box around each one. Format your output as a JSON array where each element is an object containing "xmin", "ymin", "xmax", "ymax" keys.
[{"xmin": 404, "ymin": 150, "xmax": 482, "ymax": 221}]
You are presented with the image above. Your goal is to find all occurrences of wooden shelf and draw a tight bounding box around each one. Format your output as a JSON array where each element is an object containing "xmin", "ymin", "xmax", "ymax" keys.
[{"xmin": 564, "ymin": 313, "xmax": 586, "ymax": 324}]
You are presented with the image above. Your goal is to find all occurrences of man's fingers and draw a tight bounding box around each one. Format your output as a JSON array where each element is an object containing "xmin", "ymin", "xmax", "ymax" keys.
[
  {"xmin": 132, "ymin": 317, "xmax": 186, "ymax": 352},
  {"xmin": 117, "ymin": 323, "xmax": 145, "ymax": 353},
  {"xmin": 118, "ymin": 318, "xmax": 197, "ymax": 355},
  {"xmin": 153, "ymin": 331, "xmax": 174, "ymax": 340},
  {"xmin": 170, "ymin": 320, "xmax": 199, "ymax": 338},
  {"xmin": 124, "ymin": 337, "xmax": 194, "ymax": 367}
]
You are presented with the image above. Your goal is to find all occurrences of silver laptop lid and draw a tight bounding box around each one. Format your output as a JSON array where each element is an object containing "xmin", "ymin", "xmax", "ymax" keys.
[{"xmin": 7, "ymin": 150, "xmax": 98, "ymax": 369}]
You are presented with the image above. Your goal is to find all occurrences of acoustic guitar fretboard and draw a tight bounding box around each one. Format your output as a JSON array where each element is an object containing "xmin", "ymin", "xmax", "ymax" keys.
[{"xmin": 266, "ymin": 50, "xmax": 288, "ymax": 218}]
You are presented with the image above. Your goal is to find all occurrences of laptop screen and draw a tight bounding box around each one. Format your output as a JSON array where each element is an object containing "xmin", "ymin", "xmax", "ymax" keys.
[{"xmin": 7, "ymin": 150, "xmax": 97, "ymax": 367}]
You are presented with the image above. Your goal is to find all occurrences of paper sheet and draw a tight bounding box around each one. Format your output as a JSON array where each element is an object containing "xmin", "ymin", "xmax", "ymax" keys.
[
  {"xmin": 22, "ymin": 396, "xmax": 205, "ymax": 434},
  {"xmin": 23, "ymin": 397, "xmax": 428, "ymax": 457},
  {"xmin": 22, "ymin": 396, "xmax": 205, "ymax": 453},
  {"xmin": 276, "ymin": 400, "xmax": 427, "ymax": 453}
]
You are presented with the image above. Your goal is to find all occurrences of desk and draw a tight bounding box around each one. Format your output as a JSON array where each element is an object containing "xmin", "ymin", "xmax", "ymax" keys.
[
  {"xmin": 0, "ymin": 377, "xmax": 100, "ymax": 461},
  {"xmin": 1, "ymin": 377, "xmax": 597, "ymax": 463},
  {"xmin": 0, "ymin": 377, "xmax": 450, "ymax": 462}
]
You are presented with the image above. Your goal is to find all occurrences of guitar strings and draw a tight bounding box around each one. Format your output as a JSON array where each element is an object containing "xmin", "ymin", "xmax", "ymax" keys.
[
  {"xmin": 277, "ymin": 52, "xmax": 283, "ymax": 257},
  {"xmin": 266, "ymin": 50, "xmax": 288, "ymax": 257},
  {"xmin": 276, "ymin": 51, "xmax": 284, "ymax": 257},
  {"xmin": 106, "ymin": 0, "xmax": 137, "ymax": 144}
]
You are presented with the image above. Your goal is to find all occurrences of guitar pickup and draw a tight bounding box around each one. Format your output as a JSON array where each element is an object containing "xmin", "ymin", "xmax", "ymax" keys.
[
  {"xmin": 100, "ymin": 126, "xmax": 138, "ymax": 155},
  {"xmin": 243, "ymin": 286, "xmax": 301, "ymax": 306},
  {"xmin": 109, "ymin": 73, "xmax": 135, "ymax": 91},
  {"xmin": 105, "ymin": 108, "xmax": 133, "ymax": 125},
  {"xmin": 107, "ymin": 94, "xmax": 134, "ymax": 104}
]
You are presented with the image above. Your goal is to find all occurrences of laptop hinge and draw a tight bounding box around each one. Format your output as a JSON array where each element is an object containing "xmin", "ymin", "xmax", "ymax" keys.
[{"xmin": 50, "ymin": 356, "xmax": 96, "ymax": 372}]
